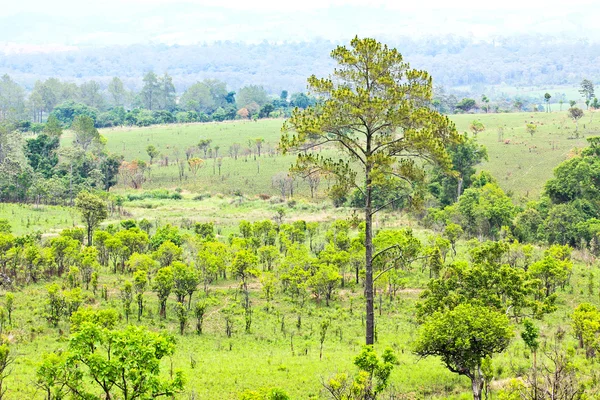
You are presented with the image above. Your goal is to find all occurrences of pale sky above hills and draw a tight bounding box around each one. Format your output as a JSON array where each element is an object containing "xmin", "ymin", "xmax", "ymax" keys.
[{"xmin": 1, "ymin": 0, "xmax": 598, "ymax": 51}]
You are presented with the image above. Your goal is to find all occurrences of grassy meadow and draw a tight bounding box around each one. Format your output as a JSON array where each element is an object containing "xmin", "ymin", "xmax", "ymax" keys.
[
  {"xmin": 2, "ymin": 225, "xmax": 597, "ymax": 399},
  {"xmin": 59, "ymin": 110, "xmax": 597, "ymax": 202},
  {"xmin": 3, "ymin": 110, "xmax": 599, "ymax": 399}
]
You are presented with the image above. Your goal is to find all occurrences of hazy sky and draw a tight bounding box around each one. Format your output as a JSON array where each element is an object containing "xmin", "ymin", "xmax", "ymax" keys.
[{"xmin": 1, "ymin": 0, "xmax": 598, "ymax": 51}]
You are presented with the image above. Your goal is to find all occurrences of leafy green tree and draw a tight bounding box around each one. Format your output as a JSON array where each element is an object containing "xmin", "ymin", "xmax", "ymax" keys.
[
  {"xmin": 45, "ymin": 284, "xmax": 66, "ymax": 327},
  {"xmin": 571, "ymin": 303, "xmax": 600, "ymax": 356},
  {"xmin": 121, "ymin": 280, "xmax": 133, "ymax": 323},
  {"xmin": 79, "ymin": 80, "xmax": 105, "ymax": 110},
  {"xmin": 290, "ymin": 92, "xmax": 316, "ymax": 109},
  {"xmin": 528, "ymin": 245, "xmax": 572, "ymax": 297},
  {"xmin": 521, "ymin": 319, "xmax": 540, "ymax": 398},
  {"xmin": 309, "ymin": 264, "xmax": 341, "ymax": 306},
  {"xmin": 469, "ymin": 120, "xmax": 485, "ymax": 136},
  {"xmin": 237, "ymin": 85, "xmax": 269, "ymax": 108},
  {"xmin": 455, "ymin": 98, "xmax": 476, "ymax": 112},
  {"xmin": 174, "ymin": 302, "xmax": 188, "ymax": 335},
  {"xmin": 153, "ymin": 240, "xmax": 183, "ymax": 267},
  {"xmin": 0, "ymin": 343, "xmax": 13, "ymax": 400},
  {"xmin": 141, "ymin": 71, "xmax": 160, "ymax": 110},
  {"xmin": 231, "ymin": 250, "xmax": 259, "ymax": 310},
  {"xmin": 414, "ymin": 303, "xmax": 513, "ymax": 400},
  {"xmin": 443, "ymin": 223, "xmax": 463, "ymax": 256},
  {"xmin": 75, "ymin": 191, "xmax": 107, "ymax": 246},
  {"xmin": 453, "ymin": 180, "xmax": 516, "ymax": 239},
  {"xmin": 526, "ymin": 123, "xmax": 537, "ymax": 137},
  {"xmin": 4, "ymin": 293, "xmax": 13, "ymax": 326},
  {"xmin": 417, "ymin": 241, "xmax": 553, "ymax": 321},
  {"xmin": 71, "ymin": 115, "xmax": 100, "ymax": 152},
  {"xmin": 194, "ymin": 301, "xmax": 207, "ymax": 334},
  {"xmin": 568, "ymin": 107, "xmax": 584, "ymax": 133},
  {"xmin": 158, "ymin": 73, "xmax": 176, "ymax": 111},
  {"xmin": 429, "ymin": 134, "xmax": 487, "ymax": 205},
  {"xmin": 580, "ymin": 79, "xmax": 595, "ymax": 108},
  {"xmin": 108, "ymin": 77, "xmax": 127, "ymax": 107},
  {"xmin": 323, "ymin": 346, "xmax": 397, "ymax": 400},
  {"xmin": 172, "ymin": 261, "xmax": 199, "ymax": 308},
  {"xmin": 52, "ymin": 322, "xmax": 184, "ymax": 399},
  {"xmin": 153, "ymin": 267, "xmax": 174, "ymax": 319},
  {"xmin": 133, "ymin": 270, "xmax": 147, "ymax": 321},
  {"xmin": 544, "ymin": 92, "xmax": 552, "ymax": 112},
  {"xmin": 146, "ymin": 144, "xmax": 159, "ymax": 164},
  {"xmin": 78, "ymin": 246, "xmax": 99, "ymax": 289},
  {"xmin": 280, "ymin": 37, "xmax": 460, "ymax": 345},
  {"xmin": 319, "ymin": 318, "xmax": 330, "ymax": 360}
]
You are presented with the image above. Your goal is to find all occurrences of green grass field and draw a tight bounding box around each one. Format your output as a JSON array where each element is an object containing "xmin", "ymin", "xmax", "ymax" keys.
[
  {"xmin": 59, "ymin": 111, "xmax": 597, "ymax": 202},
  {"xmin": 0, "ymin": 203, "xmax": 78, "ymax": 236},
  {"xmin": 1, "ymin": 237, "xmax": 595, "ymax": 399},
  {"xmin": 4, "ymin": 111, "xmax": 597, "ymax": 399}
]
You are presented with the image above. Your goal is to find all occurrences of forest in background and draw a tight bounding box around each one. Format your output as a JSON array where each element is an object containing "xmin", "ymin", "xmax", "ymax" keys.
[{"xmin": 1, "ymin": 34, "xmax": 599, "ymax": 95}]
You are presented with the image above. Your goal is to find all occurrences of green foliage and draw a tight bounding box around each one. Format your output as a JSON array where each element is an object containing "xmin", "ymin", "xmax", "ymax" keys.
[
  {"xmin": 414, "ymin": 303, "xmax": 513, "ymax": 399},
  {"xmin": 153, "ymin": 266, "xmax": 174, "ymax": 319},
  {"xmin": 281, "ymin": 37, "xmax": 460, "ymax": 345},
  {"xmin": 469, "ymin": 120, "xmax": 485, "ymax": 135},
  {"xmin": 121, "ymin": 280, "xmax": 133, "ymax": 322},
  {"xmin": 521, "ymin": 319, "xmax": 539, "ymax": 352},
  {"xmin": 38, "ymin": 323, "xmax": 184, "ymax": 399},
  {"xmin": 528, "ymin": 244, "xmax": 572, "ymax": 297},
  {"xmin": 74, "ymin": 191, "xmax": 107, "ymax": 246},
  {"xmin": 455, "ymin": 98, "xmax": 476, "ymax": 112},
  {"xmin": 323, "ymin": 346, "xmax": 397, "ymax": 400},
  {"xmin": 239, "ymin": 387, "xmax": 290, "ymax": 400},
  {"xmin": 418, "ymin": 241, "xmax": 554, "ymax": 320}
]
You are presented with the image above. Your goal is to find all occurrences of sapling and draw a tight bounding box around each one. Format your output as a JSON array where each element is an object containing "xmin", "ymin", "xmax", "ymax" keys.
[{"xmin": 319, "ymin": 319, "xmax": 330, "ymax": 360}]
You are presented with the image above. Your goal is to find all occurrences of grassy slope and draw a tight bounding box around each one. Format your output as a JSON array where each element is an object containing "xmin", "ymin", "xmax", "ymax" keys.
[
  {"xmin": 59, "ymin": 111, "xmax": 598, "ymax": 200},
  {"xmin": 5, "ymin": 112, "xmax": 598, "ymax": 398},
  {"xmin": 2, "ymin": 236, "xmax": 595, "ymax": 399}
]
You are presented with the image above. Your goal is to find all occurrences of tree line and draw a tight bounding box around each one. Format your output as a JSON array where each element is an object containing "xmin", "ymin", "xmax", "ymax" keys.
[{"xmin": 0, "ymin": 72, "xmax": 318, "ymax": 130}]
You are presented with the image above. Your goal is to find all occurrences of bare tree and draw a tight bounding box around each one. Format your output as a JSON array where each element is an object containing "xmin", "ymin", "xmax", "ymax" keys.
[
  {"xmin": 229, "ymin": 143, "xmax": 241, "ymax": 160},
  {"xmin": 272, "ymin": 172, "xmax": 292, "ymax": 199},
  {"xmin": 305, "ymin": 173, "xmax": 321, "ymax": 198}
]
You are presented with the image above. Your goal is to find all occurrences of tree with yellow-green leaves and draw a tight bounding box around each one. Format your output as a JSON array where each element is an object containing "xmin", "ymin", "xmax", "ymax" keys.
[{"xmin": 280, "ymin": 36, "xmax": 461, "ymax": 345}]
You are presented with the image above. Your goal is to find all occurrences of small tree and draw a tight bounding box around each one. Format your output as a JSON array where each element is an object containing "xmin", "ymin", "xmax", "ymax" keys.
[
  {"xmin": 121, "ymin": 280, "xmax": 133, "ymax": 323},
  {"xmin": 414, "ymin": 303, "xmax": 513, "ymax": 400},
  {"xmin": 146, "ymin": 145, "xmax": 159, "ymax": 164},
  {"xmin": 568, "ymin": 107, "xmax": 584, "ymax": 134},
  {"xmin": 526, "ymin": 123, "xmax": 537, "ymax": 137},
  {"xmin": 44, "ymin": 323, "xmax": 184, "ymax": 399},
  {"xmin": 75, "ymin": 192, "xmax": 108, "ymax": 246},
  {"xmin": 188, "ymin": 157, "xmax": 204, "ymax": 177},
  {"xmin": 469, "ymin": 120, "xmax": 485, "ymax": 136},
  {"xmin": 319, "ymin": 319, "xmax": 330, "ymax": 360},
  {"xmin": 133, "ymin": 270, "xmax": 147, "ymax": 321},
  {"xmin": 45, "ymin": 284, "xmax": 66, "ymax": 327},
  {"xmin": 194, "ymin": 301, "xmax": 207, "ymax": 334},
  {"xmin": 323, "ymin": 345, "xmax": 397, "ymax": 400},
  {"xmin": 4, "ymin": 294, "xmax": 13, "ymax": 326},
  {"xmin": 521, "ymin": 319, "xmax": 540, "ymax": 399},
  {"xmin": 153, "ymin": 267, "xmax": 174, "ymax": 319},
  {"xmin": 174, "ymin": 302, "xmax": 188, "ymax": 335},
  {"xmin": 0, "ymin": 343, "xmax": 13, "ymax": 399},
  {"xmin": 230, "ymin": 250, "xmax": 259, "ymax": 310},
  {"xmin": 544, "ymin": 93, "xmax": 552, "ymax": 112},
  {"xmin": 580, "ymin": 79, "xmax": 595, "ymax": 108},
  {"xmin": 72, "ymin": 115, "xmax": 100, "ymax": 152},
  {"xmin": 443, "ymin": 223, "xmax": 463, "ymax": 256}
]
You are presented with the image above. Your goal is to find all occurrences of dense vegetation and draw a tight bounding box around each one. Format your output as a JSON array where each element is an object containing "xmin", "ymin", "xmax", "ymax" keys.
[{"xmin": 1, "ymin": 37, "xmax": 600, "ymax": 399}]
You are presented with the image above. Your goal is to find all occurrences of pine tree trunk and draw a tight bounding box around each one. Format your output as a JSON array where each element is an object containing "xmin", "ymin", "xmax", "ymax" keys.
[{"xmin": 365, "ymin": 163, "xmax": 374, "ymax": 345}]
